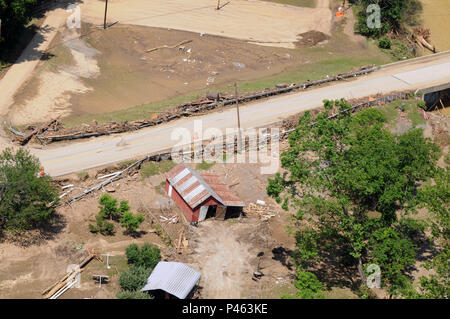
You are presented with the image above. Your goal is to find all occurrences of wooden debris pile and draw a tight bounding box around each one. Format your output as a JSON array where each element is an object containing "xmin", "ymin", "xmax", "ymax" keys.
[
  {"xmin": 10, "ymin": 66, "xmax": 380, "ymax": 145},
  {"xmin": 42, "ymin": 251, "xmax": 100, "ymax": 299},
  {"xmin": 413, "ymin": 27, "xmax": 436, "ymax": 53},
  {"xmin": 243, "ymin": 203, "xmax": 277, "ymax": 221}
]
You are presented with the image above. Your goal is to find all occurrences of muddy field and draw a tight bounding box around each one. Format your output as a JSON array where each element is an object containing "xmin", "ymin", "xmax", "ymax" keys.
[
  {"xmin": 5, "ymin": 0, "xmax": 391, "ymax": 128},
  {"xmin": 8, "ymin": 23, "xmax": 311, "ymax": 126}
]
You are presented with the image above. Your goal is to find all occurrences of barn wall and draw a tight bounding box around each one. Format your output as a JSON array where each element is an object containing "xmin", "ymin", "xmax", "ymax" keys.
[
  {"xmin": 166, "ymin": 179, "xmax": 195, "ymax": 222},
  {"xmin": 166, "ymin": 179, "xmax": 221, "ymax": 222}
]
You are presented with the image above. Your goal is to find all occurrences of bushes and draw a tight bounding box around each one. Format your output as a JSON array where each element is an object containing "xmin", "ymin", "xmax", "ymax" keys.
[
  {"xmin": 89, "ymin": 215, "xmax": 115, "ymax": 235},
  {"xmin": 378, "ymin": 37, "xmax": 391, "ymax": 49},
  {"xmin": 89, "ymin": 194, "xmax": 144, "ymax": 235},
  {"xmin": 117, "ymin": 243, "xmax": 161, "ymax": 299},
  {"xmin": 126, "ymin": 243, "xmax": 161, "ymax": 269},
  {"xmin": 120, "ymin": 211, "xmax": 145, "ymax": 234},
  {"xmin": 118, "ymin": 265, "xmax": 152, "ymax": 292},
  {"xmin": 116, "ymin": 290, "xmax": 152, "ymax": 299}
]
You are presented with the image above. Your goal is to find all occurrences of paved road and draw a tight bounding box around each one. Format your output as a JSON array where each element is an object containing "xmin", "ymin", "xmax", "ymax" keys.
[{"xmin": 31, "ymin": 52, "xmax": 450, "ymax": 177}]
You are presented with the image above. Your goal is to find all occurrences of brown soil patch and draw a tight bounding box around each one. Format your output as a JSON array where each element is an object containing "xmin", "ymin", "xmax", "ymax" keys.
[
  {"xmin": 0, "ymin": 162, "xmax": 296, "ymax": 299},
  {"xmin": 296, "ymin": 31, "xmax": 330, "ymax": 47}
]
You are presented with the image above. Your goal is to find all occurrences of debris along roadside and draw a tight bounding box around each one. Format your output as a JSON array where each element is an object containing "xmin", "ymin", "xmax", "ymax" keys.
[
  {"xmin": 10, "ymin": 65, "xmax": 378, "ymax": 145},
  {"xmin": 42, "ymin": 251, "xmax": 100, "ymax": 299},
  {"xmin": 62, "ymin": 92, "xmax": 411, "ymax": 206}
]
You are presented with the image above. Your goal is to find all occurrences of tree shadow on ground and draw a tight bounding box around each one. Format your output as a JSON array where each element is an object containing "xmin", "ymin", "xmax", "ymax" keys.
[
  {"xmin": 0, "ymin": 0, "xmax": 82, "ymax": 66},
  {"xmin": 0, "ymin": 212, "xmax": 67, "ymax": 247},
  {"xmin": 127, "ymin": 230, "xmax": 148, "ymax": 238},
  {"xmin": 272, "ymin": 246, "xmax": 294, "ymax": 270},
  {"xmin": 307, "ymin": 245, "xmax": 362, "ymax": 292}
]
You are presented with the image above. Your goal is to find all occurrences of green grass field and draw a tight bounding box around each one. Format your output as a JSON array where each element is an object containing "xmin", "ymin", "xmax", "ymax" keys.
[{"xmin": 261, "ymin": 0, "xmax": 316, "ymax": 8}]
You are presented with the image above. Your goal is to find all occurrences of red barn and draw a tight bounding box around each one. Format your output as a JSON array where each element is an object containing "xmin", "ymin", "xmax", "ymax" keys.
[{"xmin": 165, "ymin": 163, "xmax": 245, "ymax": 223}]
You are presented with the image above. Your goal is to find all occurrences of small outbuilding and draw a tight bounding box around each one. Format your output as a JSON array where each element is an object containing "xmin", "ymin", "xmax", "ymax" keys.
[
  {"xmin": 141, "ymin": 262, "xmax": 201, "ymax": 299},
  {"xmin": 165, "ymin": 163, "xmax": 245, "ymax": 223}
]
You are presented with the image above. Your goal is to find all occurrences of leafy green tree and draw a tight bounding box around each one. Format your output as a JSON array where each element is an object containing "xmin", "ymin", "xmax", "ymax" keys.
[
  {"xmin": 415, "ymin": 168, "xmax": 449, "ymax": 298},
  {"xmin": 120, "ymin": 211, "xmax": 144, "ymax": 234},
  {"xmin": 125, "ymin": 243, "xmax": 161, "ymax": 269},
  {"xmin": 89, "ymin": 215, "xmax": 115, "ymax": 236},
  {"xmin": 368, "ymin": 227, "xmax": 416, "ymax": 297},
  {"xmin": 351, "ymin": 0, "xmax": 422, "ymax": 38},
  {"xmin": 267, "ymin": 101, "xmax": 439, "ymax": 297},
  {"xmin": 98, "ymin": 193, "xmax": 120, "ymax": 220},
  {"xmin": 292, "ymin": 271, "xmax": 325, "ymax": 299},
  {"xmin": 0, "ymin": 0, "xmax": 37, "ymax": 45},
  {"xmin": 125, "ymin": 243, "xmax": 140, "ymax": 265},
  {"xmin": 118, "ymin": 265, "xmax": 152, "ymax": 292},
  {"xmin": 0, "ymin": 148, "xmax": 59, "ymax": 234}
]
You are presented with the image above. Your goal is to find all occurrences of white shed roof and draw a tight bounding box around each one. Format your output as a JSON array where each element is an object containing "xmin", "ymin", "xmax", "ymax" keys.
[{"xmin": 141, "ymin": 262, "xmax": 201, "ymax": 299}]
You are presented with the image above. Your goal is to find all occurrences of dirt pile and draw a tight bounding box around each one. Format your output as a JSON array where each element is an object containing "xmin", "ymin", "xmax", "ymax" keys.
[{"xmin": 296, "ymin": 31, "xmax": 330, "ymax": 47}]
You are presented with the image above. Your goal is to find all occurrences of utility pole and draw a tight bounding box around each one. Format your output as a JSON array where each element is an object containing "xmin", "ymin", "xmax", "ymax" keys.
[
  {"xmin": 103, "ymin": 0, "xmax": 109, "ymax": 29},
  {"xmin": 216, "ymin": 0, "xmax": 221, "ymax": 10},
  {"xmin": 234, "ymin": 82, "xmax": 242, "ymax": 144},
  {"xmin": 101, "ymin": 253, "xmax": 115, "ymax": 269}
]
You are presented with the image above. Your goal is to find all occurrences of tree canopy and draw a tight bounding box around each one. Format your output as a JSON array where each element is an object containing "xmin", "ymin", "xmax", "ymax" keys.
[
  {"xmin": 0, "ymin": 147, "xmax": 59, "ymax": 234},
  {"xmin": 267, "ymin": 100, "xmax": 441, "ymax": 297},
  {"xmin": 0, "ymin": 0, "xmax": 37, "ymax": 45},
  {"xmin": 350, "ymin": 0, "xmax": 423, "ymax": 38}
]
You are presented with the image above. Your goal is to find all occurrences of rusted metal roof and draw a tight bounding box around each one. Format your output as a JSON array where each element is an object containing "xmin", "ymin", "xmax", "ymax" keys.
[{"xmin": 166, "ymin": 163, "xmax": 245, "ymax": 209}]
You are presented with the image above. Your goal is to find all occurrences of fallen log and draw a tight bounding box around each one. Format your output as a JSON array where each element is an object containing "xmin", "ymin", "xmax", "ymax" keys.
[
  {"xmin": 19, "ymin": 117, "xmax": 60, "ymax": 145},
  {"xmin": 416, "ymin": 35, "xmax": 435, "ymax": 53},
  {"xmin": 146, "ymin": 39, "xmax": 193, "ymax": 53}
]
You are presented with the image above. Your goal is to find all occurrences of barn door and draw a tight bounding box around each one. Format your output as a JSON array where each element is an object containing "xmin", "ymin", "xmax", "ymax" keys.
[
  {"xmin": 216, "ymin": 205, "xmax": 226, "ymax": 220},
  {"xmin": 198, "ymin": 206, "xmax": 208, "ymax": 222}
]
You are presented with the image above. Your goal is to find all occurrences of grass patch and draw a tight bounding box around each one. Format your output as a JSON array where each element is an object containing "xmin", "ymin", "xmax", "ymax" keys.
[
  {"xmin": 195, "ymin": 160, "xmax": 216, "ymax": 171},
  {"xmin": 141, "ymin": 160, "xmax": 176, "ymax": 179},
  {"xmin": 378, "ymin": 102, "xmax": 399, "ymax": 125},
  {"xmin": 405, "ymin": 104, "xmax": 427, "ymax": 127},
  {"xmin": 83, "ymin": 255, "xmax": 129, "ymax": 279},
  {"xmin": 261, "ymin": 0, "xmax": 316, "ymax": 8},
  {"xmin": 77, "ymin": 171, "xmax": 89, "ymax": 181},
  {"xmin": 444, "ymin": 153, "xmax": 450, "ymax": 165},
  {"xmin": 154, "ymin": 181, "xmax": 166, "ymax": 194},
  {"xmin": 381, "ymin": 39, "xmax": 415, "ymax": 61}
]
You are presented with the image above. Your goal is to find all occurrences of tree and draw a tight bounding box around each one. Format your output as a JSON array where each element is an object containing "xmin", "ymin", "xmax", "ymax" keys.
[
  {"xmin": 89, "ymin": 215, "xmax": 115, "ymax": 236},
  {"xmin": 118, "ymin": 265, "xmax": 153, "ymax": 292},
  {"xmin": 0, "ymin": 148, "xmax": 59, "ymax": 234},
  {"xmin": 290, "ymin": 270, "xmax": 325, "ymax": 299},
  {"xmin": 415, "ymin": 168, "xmax": 449, "ymax": 298},
  {"xmin": 350, "ymin": 0, "xmax": 422, "ymax": 38},
  {"xmin": 0, "ymin": 0, "xmax": 37, "ymax": 45},
  {"xmin": 120, "ymin": 211, "xmax": 144, "ymax": 234},
  {"xmin": 98, "ymin": 193, "xmax": 121, "ymax": 220},
  {"xmin": 369, "ymin": 227, "xmax": 416, "ymax": 297},
  {"xmin": 267, "ymin": 101, "xmax": 439, "ymax": 297},
  {"xmin": 125, "ymin": 243, "xmax": 161, "ymax": 269}
]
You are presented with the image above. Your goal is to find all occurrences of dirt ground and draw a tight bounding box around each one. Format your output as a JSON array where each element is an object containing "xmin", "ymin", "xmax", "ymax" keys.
[
  {"xmin": 7, "ymin": 22, "xmax": 314, "ymax": 126},
  {"xmin": 79, "ymin": 0, "xmax": 332, "ymax": 48},
  {"xmin": 0, "ymin": 161, "xmax": 297, "ymax": 299}
]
